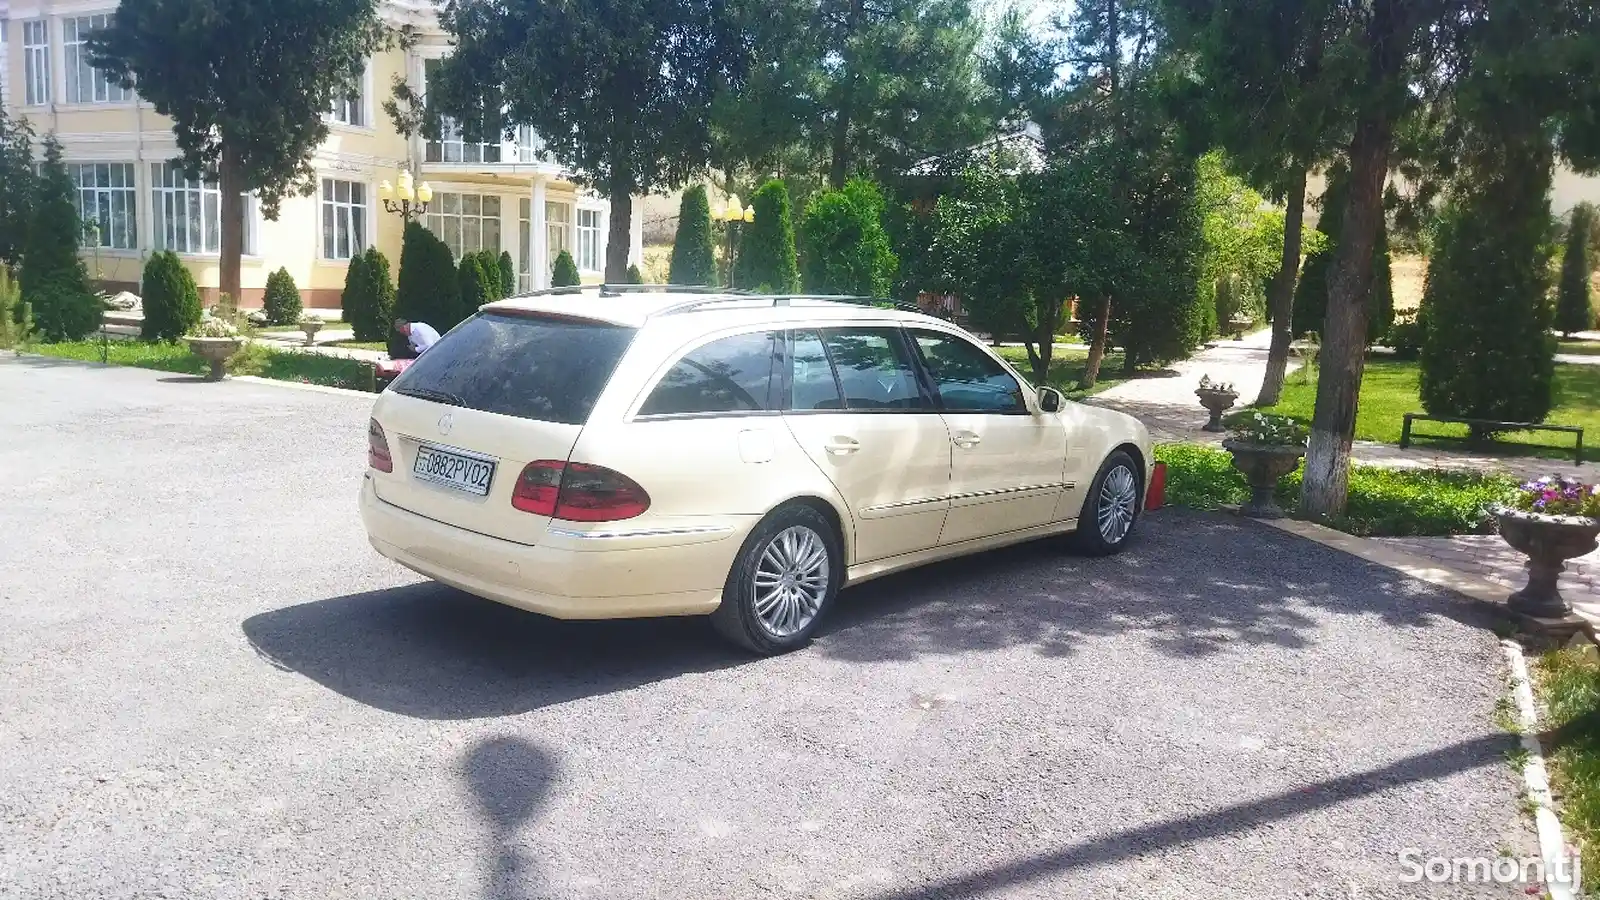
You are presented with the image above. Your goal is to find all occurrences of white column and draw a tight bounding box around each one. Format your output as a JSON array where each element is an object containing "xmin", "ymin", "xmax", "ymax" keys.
[{"xmin": 531, "ymin": 178, "xmax": 548, "ymax": 290}]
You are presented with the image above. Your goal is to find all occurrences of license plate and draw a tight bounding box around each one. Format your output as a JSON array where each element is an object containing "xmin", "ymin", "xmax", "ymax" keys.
[{"xmin": 413, "ymin": 444, "xmax": 496, "ymax": 496}]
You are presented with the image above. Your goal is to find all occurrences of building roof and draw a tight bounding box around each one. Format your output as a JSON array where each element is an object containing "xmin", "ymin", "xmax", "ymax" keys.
[{"xmin": 906, "ymin": 122, "xmax": 1047, "ymax": 177}]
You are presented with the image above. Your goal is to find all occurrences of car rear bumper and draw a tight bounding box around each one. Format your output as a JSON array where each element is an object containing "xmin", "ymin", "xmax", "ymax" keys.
[{"xmin": 358, "ymin": 474, "xmax": 743, "ymax": 619}]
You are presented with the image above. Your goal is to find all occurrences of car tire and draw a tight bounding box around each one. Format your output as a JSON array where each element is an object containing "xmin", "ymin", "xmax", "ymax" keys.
[
  {"xmin": 712, "ymin": 504, "xmax": 843, "ymax": 655},
  {"xmin": 1069, "ymin": 450, "xmax": 1143, "ymax": 557}
]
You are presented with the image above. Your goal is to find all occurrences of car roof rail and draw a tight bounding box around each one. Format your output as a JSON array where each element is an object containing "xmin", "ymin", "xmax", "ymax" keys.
[{"xmin": 506, "ymin": 283, "xmax": 717, "ymax": 300}]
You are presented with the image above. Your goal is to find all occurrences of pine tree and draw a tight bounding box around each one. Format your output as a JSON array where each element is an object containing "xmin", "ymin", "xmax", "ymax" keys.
[
  {"xmin": 1292, "ymin": 161, "xmax": 1393, "ymax": 343},
  {"xmin": 498, "ymin": 250, "xmax": 516, "ymax": 297},
  {"xmin": 340, "ymin": 251, "xmax": 371, "ymax": 337},
  {"xmin": 22, "ymin": 136, "xmax": 99, "ymax": 342},
  {"xmin": 669, "ymin": 185, "xmax": 718, "ymax": 286},
  {"xmin": 626, "ymin": 263, "xmax": 644, "ymax": 284},
  {"xmin": 1557, "ymin": 203, "xmax": 1596, "ymax": 336},
  {"xmin": 139, "ymin": 251, "xmax": 202, "ymax": 342},
  {"xmin": 394, "ymin": 220, "xmax": 459, "ymax": 356},
  {"xmin": 733, "ymin": 180, "xmax": 799, "ymax": 292},
  {"xmin": 357, "ymin": 246, "xmax": 396, "ymax": 342},
  {"xmin": 262, "ymin": 268, "xmax": 302, "ymax": 325},
  {"xmin": 0, "ymin": 266, "xmax": 22, "ymax": 349},
  {"xmin": 799, "ymin": 177, "xmax": 897, "ymax": 297},
  {"xmin": 1419, "ymin": 132, "xmax": 1556, "ymax": 439},
  {"xmin": 552, "ymin": 250, "xmax": 581, "ymax": 287}
]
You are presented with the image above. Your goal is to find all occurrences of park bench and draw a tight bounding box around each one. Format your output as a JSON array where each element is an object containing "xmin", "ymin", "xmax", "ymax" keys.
[{"xmin": 1399, "ymin": 413, "xmax": 1585, "ymax": 464}]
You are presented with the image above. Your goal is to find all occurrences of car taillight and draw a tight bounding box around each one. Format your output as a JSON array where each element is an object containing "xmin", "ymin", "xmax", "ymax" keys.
[
  {"xmin": 368, "ymin": 418, "xmax": 393, "ymax": 472},
  {"xmin": 511, "ymin": 460, "xmax": 650, "ymax": 522}
]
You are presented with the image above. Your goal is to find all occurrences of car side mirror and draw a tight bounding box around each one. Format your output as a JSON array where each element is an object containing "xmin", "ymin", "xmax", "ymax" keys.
[{"xmin": 1037, "ymin": 386, "xmax": 1064, "ymax": 413}]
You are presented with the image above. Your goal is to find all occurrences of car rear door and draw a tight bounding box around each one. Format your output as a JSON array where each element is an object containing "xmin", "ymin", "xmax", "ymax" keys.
[
  {"xmin": 907, "ymin": 328, "xmax": 1068, "ymax": 545},
  {"xmin": 369, "ymin": 311, "xmax": 635, "ymax": 545},
  {"xmin": 780, "ymin": 327, "xmax": 953, "ymax": 564}
]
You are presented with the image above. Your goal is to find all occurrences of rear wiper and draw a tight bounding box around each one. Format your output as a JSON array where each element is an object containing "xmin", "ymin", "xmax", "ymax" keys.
[{"xmin": 393, "ymin": 386, "xmax": 465, "ymax": 407}]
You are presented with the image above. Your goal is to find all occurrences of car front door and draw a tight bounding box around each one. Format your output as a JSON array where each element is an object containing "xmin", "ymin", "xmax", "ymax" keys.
[
  {"xmin": 780, "ymin": 327, "xmax": 953, "ymax": 564},
  {"xmin": 908, "ymin": 328, "xmax": 1070, "ymax": 545}
]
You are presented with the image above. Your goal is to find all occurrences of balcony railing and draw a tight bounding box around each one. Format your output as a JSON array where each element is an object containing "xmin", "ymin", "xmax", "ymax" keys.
[{"xmin": 426, "ymin": 121, "xmax": 553, "ymax": 166}]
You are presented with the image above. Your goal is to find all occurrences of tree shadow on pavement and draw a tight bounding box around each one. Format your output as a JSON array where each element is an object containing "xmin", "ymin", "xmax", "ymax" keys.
[
  {"xmin": 241, "ymin": 583, "xmax": 746, "ymax": 720},
  {"xmin": 464, "ymin": 736, "xmax": 557, "ymax": 900},
  {"xmin": 815, "ymin": 508, "xmax": 1499, "ymax": 664}
]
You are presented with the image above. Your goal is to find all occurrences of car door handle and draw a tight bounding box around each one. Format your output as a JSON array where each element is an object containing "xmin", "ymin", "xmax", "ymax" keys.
[
  {"xmin": 952, "ymin": 432, "xmax": 982, "ymax": 449},
  {"xmin": 823, "ymin": 437, "xmax": 861, "ymax": 456}
]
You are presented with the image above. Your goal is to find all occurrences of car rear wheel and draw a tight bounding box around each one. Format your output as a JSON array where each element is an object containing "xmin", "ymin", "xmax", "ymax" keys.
[
  {"xmin": 1070, "ymin": 450, "xmax": 1142, "ymax": 556},
  {"xmin": 712, "ymin": 504, "xmax": 842, "ymax": 655}
]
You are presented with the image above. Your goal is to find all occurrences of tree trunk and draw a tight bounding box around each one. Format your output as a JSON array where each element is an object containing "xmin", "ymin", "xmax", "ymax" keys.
[
  {"xmin": 218, "ymin": 143, "xmax": 245, "ymax": 314},
  {"xmin": 1082, "ymin": 296, "xmax": 1111, "ymax": 388},
  {"xmin": 605, "ymin": 191, "xmax": 632, "ymax": 284},
  {"xmin": 1029, "ymin": 300, "xmax": 1059, "ymax": 385},
  {"xmin": 1301, "ymin": 0, "xmax": 1406, "ymax": 518},
  {"xmin": 828, "ymin": 0, "xmax": 864, "ymax": 188},
  {"xmin": 1300, "ymin": 118, "xmax": 1393, "ymax": 517},
  {"xmin": 1255, "ymin": 165, "xmax": 1309, "ymax": 407}
]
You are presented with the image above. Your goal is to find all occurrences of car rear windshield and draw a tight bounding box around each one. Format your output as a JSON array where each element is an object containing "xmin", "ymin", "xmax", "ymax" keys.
[{"xmin": 391, "ymin": 313, "xmax": 635, "ymax": 425}]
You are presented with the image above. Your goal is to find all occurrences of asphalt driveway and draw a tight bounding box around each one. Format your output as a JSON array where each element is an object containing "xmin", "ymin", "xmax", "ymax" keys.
[{"xmin": 0, "ymin": 355, "xmax": 1534, "ymax": 899}]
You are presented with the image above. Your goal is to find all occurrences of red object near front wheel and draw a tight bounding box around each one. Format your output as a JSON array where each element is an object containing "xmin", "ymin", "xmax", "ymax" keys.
[{"xmin": 1145, "ymin": 461, "xmax": 1167, "ymax": 510}]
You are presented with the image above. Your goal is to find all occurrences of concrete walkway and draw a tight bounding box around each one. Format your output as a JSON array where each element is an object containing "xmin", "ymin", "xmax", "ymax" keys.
[{"xmin": 1374, "ymin": 535, "xmax": 1599, "ymax": 616}]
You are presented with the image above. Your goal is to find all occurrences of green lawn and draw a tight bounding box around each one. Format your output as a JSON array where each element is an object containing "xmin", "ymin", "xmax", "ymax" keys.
[
  {"xmin": 1560, "ymin": 339, "xmax": 1600, "ymax": 357},
  {"xmin": 27, "ymin": 339, "xmax": 376, "ymax": 391},
  {"xmin": 1265, "ymin": 358, "xmax": 1598, "ymax": 461},
  {"xmin": 1535, "ymin": 648, "xmax": 1600, "ymax": 884},
  {"xmin": 326, "ymin": 340, "xmax": 388, "ymax": 351},
  {"xmin": 258, "ymin": 319, "xmax": 345, "ymax": 332},
  {"xmin": 994, "ymin": 345, "xmax": 1129, "ymax": 398}
]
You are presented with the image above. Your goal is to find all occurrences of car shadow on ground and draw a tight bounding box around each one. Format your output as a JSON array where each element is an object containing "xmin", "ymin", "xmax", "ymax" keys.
[{"xmin": 242, "ymin": 509, "xmax": 1499, "ymax": 721}]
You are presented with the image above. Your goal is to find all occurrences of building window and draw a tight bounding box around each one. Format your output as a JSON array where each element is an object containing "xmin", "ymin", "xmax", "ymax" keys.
[
  {"xmin": 576, "ymin": 208, "xmax": 602, "ymax": 273},
  {"xmin": 545, "ymin": 201, "xmax": 571, "ymax": 270},
  {"xmin": 515, "ymin": 125, "xmax": 546, "ymax": 164},
  {"xmin": 321, "ymin": 179, "xmax": 368, "ymax": 261},
  {"xmin": 151, "ymin": 161, "xmax": 255, "ymax": 256},
  {"xmin": 70, "ymin": 163, "xmax": 137, "ymax": 249},
  {"xmin": 422, "ymin": 59, "xmax": 500, "ymax": 163},
  {"xmin": 64, "ymin": 16, "xmax": 129, "ymax": 104},
  {"xmin": 518, "ymin": 197, "xmax": 533, "ymax": 293},
  {"xmin": 425, "ymin": 192, "xmax": 502, "ymax": 260},
  {"xmin": 23, "ymin": 19, "xmax": 50, "ymax": 106},
  {"xmin": 330, "ymin": 63, "xmax": 365, "ymax": 126}
]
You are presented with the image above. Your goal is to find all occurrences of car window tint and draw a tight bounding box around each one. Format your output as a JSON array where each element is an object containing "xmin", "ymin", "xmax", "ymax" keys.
[
  {"xmin": 821, "ymin": 328, "xmax": 929, "ymax": 411},
  {"xmin": 912, "ymin": 330, "xmax": 1027, "ymax": 413},
  {"xmin": 391, "ymin": 313, "xmax": 634, "ymax": 425},
  {"xmin": 639, "ymin": 331, "xmax": 779, "ymax": 416},
  {"xmin": 790, "ymin": 330, "xmax": 844, "ymax": 410}
]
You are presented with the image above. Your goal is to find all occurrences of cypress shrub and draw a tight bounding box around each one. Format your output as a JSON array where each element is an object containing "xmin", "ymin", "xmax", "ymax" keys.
[
  {"xmin": 668, "ymin": 185, "xmax": 717, "ymax": 286},
  {"xmin": 359, "ymin": 247, "xmax": 396, "ymax": 342},
  {"xmin": 498, "ymin": 250, "xmax": 516, "ymax": 298},
  {"xmin": 0, "ymin": 266, "xmax": 22, "ymax": 348},
  {"xmin": 458, "ymin": 254, "xmax": 495, "ymax": 317},
  {"xmin": 733, "ymin": 180, "xmax": 800, "ymax": 292},
  {"xmin": 340, "ymin": 251, "xmax": 370, "ymax": 334},
  {"xmin": 1293, "ymin": 161, "xmax": 1393, "ymax": 343},
  {"xmin": 626, "ymin": 263, "xmax": 644, "ymax": 284},
  {"xmin": 552, "ymin": 249, "xmax": 581, "ymax": 287},
  {"xmin": 1419, "ymin": 142, "xmax": 1556, "ymax": 437},
  {"xmin": 1557, "ymin": 203, "xmax": 1596, "ymax": 336},
  {"xmin": 799, "ymin": 177, "xmax": 898, "ymax": 297},
  {"xmin": 139, "ymin": 251, "xmax": 202, "ymax": 342},
  {"xmin": 262, "ymin": 268, "xmax": 302, "ymax": 325},
  {"xmin": 22, "ymin": 136, "xmax": 99, "ymax": 341},
  {"xmin": 394, "ymin": 220, "xmax": 459, "ymax": 355}
]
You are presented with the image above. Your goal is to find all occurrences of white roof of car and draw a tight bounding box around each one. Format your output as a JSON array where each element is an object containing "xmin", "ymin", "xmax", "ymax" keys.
[{"xmin": 481, "ymin": 286, "xmax": 947, "ymax": 330}]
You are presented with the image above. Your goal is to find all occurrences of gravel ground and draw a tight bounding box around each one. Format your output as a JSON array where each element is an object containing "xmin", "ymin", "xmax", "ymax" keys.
[{"xmin": 0, "ymin": 355, "xmax": 1536, "ymax": 899}]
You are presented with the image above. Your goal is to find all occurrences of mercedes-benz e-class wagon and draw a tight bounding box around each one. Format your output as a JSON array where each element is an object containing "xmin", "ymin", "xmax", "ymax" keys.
[{"xmin": 360, "ymin": 287, "xmax": 1153, "ymax": 654}]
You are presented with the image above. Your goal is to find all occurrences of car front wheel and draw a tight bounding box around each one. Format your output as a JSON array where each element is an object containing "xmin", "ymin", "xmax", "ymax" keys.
[{"xmin": 1070, "ymin": 450, "xmax": 1142, "ymax": 556}]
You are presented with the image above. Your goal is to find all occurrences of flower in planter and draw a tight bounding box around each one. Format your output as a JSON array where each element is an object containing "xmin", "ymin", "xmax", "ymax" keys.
[
  {"xmin": 1222, "ymin": 410, "xmax": 1309, "ymax": 447},
  {"xmin": 1509, "ymin": 476, "xmax": 1600, "ymax": 519},
  {"xmin": 1197, "ymin": 374, "xmax": 1236, "ymax": 394},
  {"xmin": 187, "ymin": 317, "xmax": 240, "ymax": 339},
  {"xmin": 298, "ymin": 312, "xmax": 324, "ymax": 326}
]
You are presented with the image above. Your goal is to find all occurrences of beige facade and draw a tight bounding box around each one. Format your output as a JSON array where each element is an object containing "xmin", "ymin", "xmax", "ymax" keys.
[{"xmin": 0, "ymin": 0, "xmax": 643, "ymax": 310}]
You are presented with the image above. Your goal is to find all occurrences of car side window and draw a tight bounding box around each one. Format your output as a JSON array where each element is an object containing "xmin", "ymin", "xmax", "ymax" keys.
[
  {"xmin": 638, "ymin": 331, "xmax": 780, "ymax": 416},
  {"xmin": 910, "ymin": 330, "xmax": 1027, "ymax": 413},
  {"xmin": 790, "ymin": 330, "xmax": 844, "ymax": 410},
  {"xmin": 821, "ymin": 328, "xmax": 931, "ymax": 411}
]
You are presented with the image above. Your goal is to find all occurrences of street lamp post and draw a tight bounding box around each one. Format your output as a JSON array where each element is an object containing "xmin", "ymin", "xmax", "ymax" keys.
[
  {"xmin": 379, "ymin": 169, "xmax": 434, "ymax": 222},
  {"xmin": 718, "ymin": 194, "xmax": 756, "ymax": 289}
]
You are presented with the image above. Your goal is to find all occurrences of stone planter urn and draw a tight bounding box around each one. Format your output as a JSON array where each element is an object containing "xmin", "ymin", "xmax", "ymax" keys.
[
  {"xmin": 1226, "ymin": 316, "xmax": 1255, "ymax": 340},
  {"xmin": 186, "ymin": 337, "xmax": 244, "ymax": 381},
  {"xmin": 1222, "ymin": 440, "xmax": 1306, "ymax": 518},
  {"xmin": 1196, "ymin": 388, "xmax": 1239, "ymax": 432},
  {"xmin": 299, "ymin": 321, "xmax": 324, "ymax": 346},
  {"xmin": 1490, "ymin": 505, "xmax": 1600, "ymax": 618}
]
